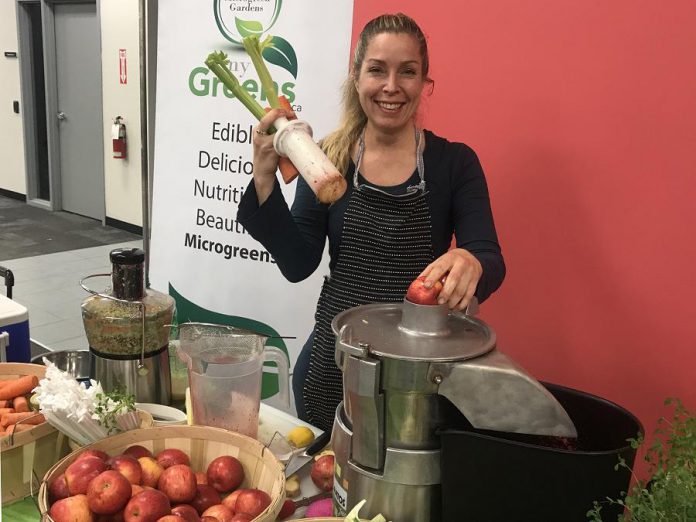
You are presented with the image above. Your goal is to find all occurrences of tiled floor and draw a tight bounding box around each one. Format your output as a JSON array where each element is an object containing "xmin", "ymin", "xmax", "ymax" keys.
[{"xmin": 2, "ymin": 240, "xmax": 142, "ymax": 354}]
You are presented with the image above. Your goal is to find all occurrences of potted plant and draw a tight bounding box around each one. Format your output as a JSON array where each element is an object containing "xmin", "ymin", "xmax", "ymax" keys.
[{"xmin": 587, "ymin": 398, "xmax": 696, "ymax": 521}]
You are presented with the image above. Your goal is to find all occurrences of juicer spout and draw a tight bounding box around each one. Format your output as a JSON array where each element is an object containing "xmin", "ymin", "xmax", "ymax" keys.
[{"xmin": 431, "ymin": 350, "xmax": 578, "ymax": 438}]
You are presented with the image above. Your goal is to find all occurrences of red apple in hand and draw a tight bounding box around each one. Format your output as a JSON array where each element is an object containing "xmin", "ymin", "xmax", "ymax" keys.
[
  {"xmin": 405, "ymin": 275, "xmax": 444, "ymax": 305},
  {"xmin": 66, "ymin": 456, "xmax": 108, "ymax": 495},
  {"xmin": 157, "ymin": 464, "xmax": 197, "ymax": 503},
  {"xmin": 156, "ymin": 448, "xmax": 190, "ymax": 469},
  {"xmin": 310, "ymin": 455, "xmax": 334, "ymax": 492},
  {"xmin": 206, "ymin": 456, "xmax": 244, "ymax": 493},
  {"xmin": 88, "ymin": 470, "xmax": 132, "ymax": 514},
  {"xmin": 233, "ymin": 489, "xmax": 271, "ymax": 518},
  {"xmin": 124, "ymin": 489, "xmax": 171, "ymax": 522}
]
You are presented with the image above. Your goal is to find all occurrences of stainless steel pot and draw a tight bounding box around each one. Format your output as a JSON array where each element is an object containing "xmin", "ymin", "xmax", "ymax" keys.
[{"xmin": 31, "ymin": 349, "xmax": 92, "ymax": 382}]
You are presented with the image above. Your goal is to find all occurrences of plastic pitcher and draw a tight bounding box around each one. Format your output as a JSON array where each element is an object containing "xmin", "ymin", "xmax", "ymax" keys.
[{"xmin": 177, "ymin": 323, "xmax": 290, "ymax": 438}]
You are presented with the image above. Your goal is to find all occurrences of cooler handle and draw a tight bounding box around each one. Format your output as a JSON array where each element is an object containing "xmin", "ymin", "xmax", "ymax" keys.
[{"xmin": 0, "ymin": 331, "xmax": 8, "ymax": 363}]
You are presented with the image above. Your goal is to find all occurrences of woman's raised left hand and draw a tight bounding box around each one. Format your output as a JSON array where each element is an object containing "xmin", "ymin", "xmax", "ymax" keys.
[{"xmin": 420, "ymin": 248, "xmax": 482, "ymax": 311}]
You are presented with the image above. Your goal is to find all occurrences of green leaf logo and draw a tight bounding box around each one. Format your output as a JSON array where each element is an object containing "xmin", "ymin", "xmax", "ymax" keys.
[
  {"xmin": 235, "ymin": 17, "xmax": 263, "ymax": 38},
  {"xmin": 214, "ymin": 0, "xmax": 283, "ymax": 45},
  {"xmin": 262, "ymin": 35, "xmax": 298, "ymax": 79}
]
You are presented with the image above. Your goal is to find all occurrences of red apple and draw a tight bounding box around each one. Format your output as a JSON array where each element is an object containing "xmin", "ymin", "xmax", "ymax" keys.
[
  {"xmin": 201, "ymin": 505, "xmax": 234, "ymax": 522},
  {"xmin": 194, "ymin": 472, "xmax": 208, "ymax": 486},
  {"xmin": 200, "ymin": 518, "xmax": 218, "ymax": 522},
  {"xmin": 229, "ymin": 516, "xmax": 253, "ymax": 522},
  {"xmin": 206, "ymin": 456, "xmax": 244, "ymax": 493},
  {"xmin": 132, "ymin": 484, "xmax": 145, "ymax": 497},
  {"xmin": 276, "ymin": 499, "xmax": 296, "ymax": 520},
  {"xmin": 48, "ymin": 473, "xmax": 71, "ymax": 504},
  {"xmin": 171, "ymin": 504, "xmax": 201, "ymax": 522},
  {"xmin": 88, "ymin": 470, "xmax": 133, "ymax": 515},
  {"xmin": 76, "ymin": 449, "xmax": 110, "ymax": 462},
  {"xmin": 49, "ymin": 494, "xmax": 94, "ymax": 522},
  {"xmin": 233, "ymin": 489, "xmax": 270, "ymax": 518},
  {"xmin": 158, "ymin": 464, "xmax": 197, "ymax": 503},
  {"xmin": 310, "ymin": 455, "xmax": 334, "ymax": 492},
  {"xmin": 139, "ymin": 457, "xmax": 164, "ymax": 488},
  {"xmin": 109, "ymin": 455, "xmax": 143, "ymax": 485},
  {"xmin": 66, "ymin": 455, "xmax": 108, "ymax": 495},
  {"xmin": 156, "ymin": 448, "xmax": 190, "ymax": 469},
  {"xmin": 220, "ymin": 489, "xmax": 241, "ymax": 511},
  {"xmin": 123, "ymin": 445, "xmax": 153, "ymax": 460},
  {"xmin": 156, "ymin": 517, "xmax": 182, "ymax": 522},
  {"xmin": 190, "ymin": 484, "xmax": 221, "ymax": 515},
  {"xmin": 405, "ymin": 275, "xmax": 444, "ymax": 305},
  {"xmin": 96, "ymin": 512, "xmax": 125, "ymax": 522},
  {"xmin": 124, "ymin": 489, "xmax": 171, "ymax": 522}
]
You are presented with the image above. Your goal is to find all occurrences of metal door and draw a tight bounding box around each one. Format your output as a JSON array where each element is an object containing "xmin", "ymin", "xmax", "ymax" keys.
[{"xmin": 53, "ymin": 2, "xmax": 104, "ymax": 220}]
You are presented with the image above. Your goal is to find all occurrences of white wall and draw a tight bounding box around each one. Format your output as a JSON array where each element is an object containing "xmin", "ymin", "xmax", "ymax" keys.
[
  {"xmin": 0, "ymin": 0, "xmax": 143, "ymax": 228},
  {"xmin": 0, "ymin": 2, "xmax": 27, "ymax": 196},
  {"xmin": 99, "ymin": 0, "xmax": 143, "ymax": 227}
]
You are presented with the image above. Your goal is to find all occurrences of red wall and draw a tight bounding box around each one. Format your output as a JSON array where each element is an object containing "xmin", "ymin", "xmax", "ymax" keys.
[{"xmin": 353, "ymin": 0, "xmax": 696, "ymax": 445}]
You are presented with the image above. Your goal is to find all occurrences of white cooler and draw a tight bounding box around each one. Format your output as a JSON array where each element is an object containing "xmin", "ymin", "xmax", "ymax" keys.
[{"xmin": 0, "ymin": 294, "xmax": 30, "ymax": 362}]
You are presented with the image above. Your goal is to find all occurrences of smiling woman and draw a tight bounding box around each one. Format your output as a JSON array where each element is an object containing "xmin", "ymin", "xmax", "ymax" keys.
[{"xmin": 236, "ymin": 12, "xmax": 506, "ymax": 431}]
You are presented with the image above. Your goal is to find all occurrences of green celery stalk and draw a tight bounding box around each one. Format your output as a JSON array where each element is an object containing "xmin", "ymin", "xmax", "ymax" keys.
[
  {"xmin": 242, "ymin": 35, "xmax": 281, "ymax": 109},
  {"xmin": 204, "ymin": 51, "xmax": 267, "ymax": 121}
]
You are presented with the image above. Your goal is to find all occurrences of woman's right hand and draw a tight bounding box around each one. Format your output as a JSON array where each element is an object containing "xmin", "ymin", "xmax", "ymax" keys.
[{"xmin": 252, "ymin": 108, "xmax": 291, "ymax": 205}]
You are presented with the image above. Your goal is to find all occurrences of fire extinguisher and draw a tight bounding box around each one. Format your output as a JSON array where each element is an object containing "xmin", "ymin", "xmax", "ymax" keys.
[{"xmin": 112, "ymin": 116, "xmax": 127, "ymax": 159}]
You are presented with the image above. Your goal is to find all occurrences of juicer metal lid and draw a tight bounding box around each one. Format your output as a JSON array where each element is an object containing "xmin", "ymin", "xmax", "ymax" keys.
[{"xmin": 332, "ymin": 300, "xmax": 496, "ymax": 362}]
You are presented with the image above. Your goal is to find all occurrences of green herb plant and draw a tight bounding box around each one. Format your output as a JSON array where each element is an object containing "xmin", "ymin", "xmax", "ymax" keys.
[
  {"xmin": 587, "ymin": 398, "xmax": 696, "ymax": 521},
  {"xmin": 94, "ymin": 388, "xmax": 136, "ymax": 435}
]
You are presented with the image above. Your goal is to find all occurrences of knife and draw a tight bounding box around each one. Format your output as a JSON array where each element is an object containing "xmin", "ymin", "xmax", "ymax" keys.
[{"xmin": 284, "ymin": 429, "xmax": 331, "ymax": 477}]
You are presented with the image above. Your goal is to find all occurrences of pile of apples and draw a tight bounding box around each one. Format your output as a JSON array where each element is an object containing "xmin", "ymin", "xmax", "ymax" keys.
[{"xmin": 48, "ymin": 445, "xmax": 274, "ymax": 522}]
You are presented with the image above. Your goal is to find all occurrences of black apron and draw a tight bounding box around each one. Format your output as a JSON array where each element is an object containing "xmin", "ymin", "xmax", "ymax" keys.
[{"xmin": 302, "ymin": 129, "xmax": 434, "ymax": 431}]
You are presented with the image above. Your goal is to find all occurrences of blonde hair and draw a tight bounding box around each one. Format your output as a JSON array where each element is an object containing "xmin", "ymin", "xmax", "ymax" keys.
[{"xmin": 321, "ymin": 13, "xmax": 431, "ymax": 174}]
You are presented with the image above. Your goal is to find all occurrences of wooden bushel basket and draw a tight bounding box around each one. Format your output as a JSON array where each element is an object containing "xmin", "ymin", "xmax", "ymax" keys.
[
  {"xmin": 0, "ymin": 363, "xmax": 71, "ymax": 505},
  {"xmin": 38, "ymin": 425, "xmax": 286, "ymax": 521}
]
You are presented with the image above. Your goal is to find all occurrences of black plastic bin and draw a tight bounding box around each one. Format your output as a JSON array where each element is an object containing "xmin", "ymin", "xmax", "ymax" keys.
[{"xmin": 440, "ymin": 383, "xmax": 643, "ymax": 522}]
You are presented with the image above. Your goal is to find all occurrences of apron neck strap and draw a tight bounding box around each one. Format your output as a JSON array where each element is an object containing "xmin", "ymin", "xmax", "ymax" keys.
[{"xmin": 353, "ymin": 127, "xmax": 426, "ymax": 191}]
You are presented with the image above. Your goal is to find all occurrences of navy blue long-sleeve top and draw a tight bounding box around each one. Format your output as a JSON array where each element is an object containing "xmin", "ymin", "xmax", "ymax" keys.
[{"xmin": 237, "ymin": 129, "xmax": 505, "ymax": 302}]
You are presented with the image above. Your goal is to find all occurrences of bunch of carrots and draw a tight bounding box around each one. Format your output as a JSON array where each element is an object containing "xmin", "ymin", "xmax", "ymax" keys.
[{"xmin": 0, "ymin": 373, "xmax": 45, "ymax": 438}]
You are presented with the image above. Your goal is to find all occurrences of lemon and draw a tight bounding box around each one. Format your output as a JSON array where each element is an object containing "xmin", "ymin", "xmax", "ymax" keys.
[{"xmin": 287, "ymin": 426, "xmax": 315, "ymax": 448}]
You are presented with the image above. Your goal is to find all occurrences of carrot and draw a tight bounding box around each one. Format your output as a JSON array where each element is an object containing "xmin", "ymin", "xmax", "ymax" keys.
[
  {"xmin": 264, "ymin": 102, "xmax": 300, "ymax": 184},
  {"xmin": 0, "ymin": 375, "xmax": 39, "ymax": 401},
  {"xmin": 13, "ymin": 396, "xmax": 29, "ymax": 413},
  {"xmin": 0, "ymin": 408, "xmax": 15, "ymax": 416},
  {"xmin": 1, "ymin": 412, "xmax": 45, "ymax": 428}
]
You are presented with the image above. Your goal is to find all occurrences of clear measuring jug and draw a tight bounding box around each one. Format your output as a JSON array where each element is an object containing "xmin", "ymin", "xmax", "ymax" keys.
[{"xmin": 177, "ymin": 323, "xmax": 290, "ymax": 438}]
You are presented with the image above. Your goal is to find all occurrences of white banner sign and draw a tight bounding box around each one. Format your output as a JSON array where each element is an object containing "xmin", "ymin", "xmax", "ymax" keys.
[{"xmin": 150, "ymin": 0, "xmax": 354, "ymax": 385}]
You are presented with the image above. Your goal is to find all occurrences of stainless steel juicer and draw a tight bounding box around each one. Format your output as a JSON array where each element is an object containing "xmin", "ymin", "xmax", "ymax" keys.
[{"xmin": 330, "ymin": 299, "xmax": 577, "ymax": 521}]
